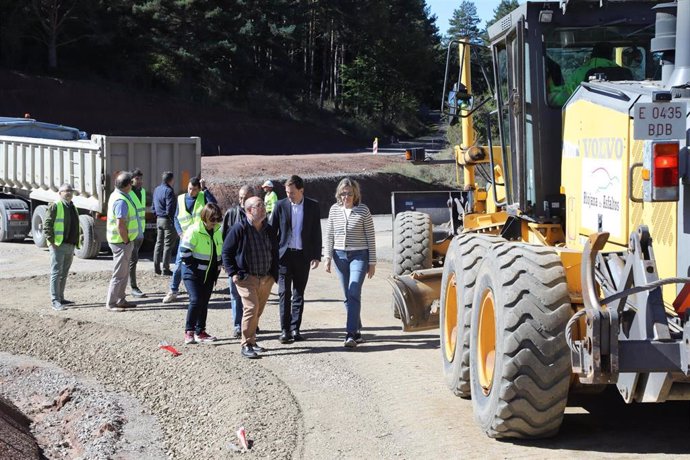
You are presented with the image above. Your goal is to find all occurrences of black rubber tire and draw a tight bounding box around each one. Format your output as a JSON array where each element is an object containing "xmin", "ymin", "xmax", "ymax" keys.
[
  {"xmin": 469, "ymin": 242, "xmax": 571, "ymax": 439},
  {"xmin": 31, "ymin": 205, "xmax": 48, "ymax": 248},
  {"xmin": 75, "ymin": 214, "xmax": 100, "ymax": 259},
  {"xmin": 440, "ymin": 233, "xmax": 503, "ymax": 398},
  {"xmin": 393, "ymin": 211, "xmax": 433, "ymax": 276}
]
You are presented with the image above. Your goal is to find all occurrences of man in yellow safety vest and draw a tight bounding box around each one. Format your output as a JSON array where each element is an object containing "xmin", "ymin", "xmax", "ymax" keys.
[
  {"xmin": 128, "ymin": 168, "xmax": 147, "ymax": 298},
  {"xmin": 105, "ymin": 171, "xmax": 140, "ymax": 312},
  {"xmin": 43, "ymin": 183, "xmax": 81, "ymax": 311},
  {"xmin": 163, "ymin": 176, "xmax": 217, "ymax": 303}
]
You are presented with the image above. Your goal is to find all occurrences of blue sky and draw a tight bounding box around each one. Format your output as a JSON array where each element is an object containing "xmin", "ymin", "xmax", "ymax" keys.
[{"xmin": 426, "ymin": 0, "xmax": 506, "ymax": 35}]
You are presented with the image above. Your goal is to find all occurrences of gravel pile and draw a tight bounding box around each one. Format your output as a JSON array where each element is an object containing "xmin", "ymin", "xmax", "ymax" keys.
[
  {"xmin": 0, "ymin": 270, "xmax": 302, "ymax": 459},
  {"xmin": 0, "ymin": 352, "xmax": 163, "ymax": 459}
]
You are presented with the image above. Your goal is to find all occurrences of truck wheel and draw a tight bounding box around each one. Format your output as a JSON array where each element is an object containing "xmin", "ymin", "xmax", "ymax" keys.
[
  {"xmin": 393, "ymin": 211, "xmax": 433, "ymax": 275},
  {"xmin": 469, "ymin": 242, "xmax": 571, "ymax": 439},
  {"xmin": 31, "ymin": 205, "xmax": 48, "ymax": 248},
  {"xmin": 440, "ymin": 233, "xmax": 503, "ymax": 398},
  {"xmin": 75, "ymin": 215, "xmax": 100, "ymax": 259}
]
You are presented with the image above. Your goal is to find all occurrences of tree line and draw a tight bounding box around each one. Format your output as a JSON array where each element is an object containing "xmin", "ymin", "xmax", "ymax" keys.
[{"xmin": 0, "ymin": 1, "xmax": 519, "ymax": 127}]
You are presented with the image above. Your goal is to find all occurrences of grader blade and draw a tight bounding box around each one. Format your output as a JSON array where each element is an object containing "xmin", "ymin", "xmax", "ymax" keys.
[{"xmin": 388, "ymin": 268, "xmax": 442, "ymax": 332}]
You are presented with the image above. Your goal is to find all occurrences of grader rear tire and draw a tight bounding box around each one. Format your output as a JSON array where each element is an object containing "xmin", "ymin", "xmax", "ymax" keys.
[
  {"xmin": 391, "ymin": 211, "xmax": 433, "ymax": 319},
  {"xmin": 393, "ymin": 211, "xmax": 432, "ymax": 276},
  {"xmin": 469, "ymin": 242, "xmax": 571, "ymax": 439},
  {"xmin": 440, "ymin": 233, "xmax": 503, "ymax": 398}
]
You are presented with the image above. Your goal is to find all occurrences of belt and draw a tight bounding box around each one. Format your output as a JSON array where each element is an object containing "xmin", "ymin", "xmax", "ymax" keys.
[
  {"xmin": 288, "ymin": 248, "xmax": 303, "ymax": 252},
  {"xmin": 249, "ymin": 272, "xmax": 269, "ymax": 277}
]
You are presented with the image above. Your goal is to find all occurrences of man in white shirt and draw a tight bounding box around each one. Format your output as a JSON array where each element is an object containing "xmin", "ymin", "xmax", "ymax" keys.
[{"xmin": 270, "ymin": 175, "xmax": 322, "ymax": 344}]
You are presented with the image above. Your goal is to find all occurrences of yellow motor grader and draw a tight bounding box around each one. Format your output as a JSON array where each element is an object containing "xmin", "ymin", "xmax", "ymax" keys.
[{"xmin": 389, "ymin": 0, "xmax": 690, "ymax": 438}]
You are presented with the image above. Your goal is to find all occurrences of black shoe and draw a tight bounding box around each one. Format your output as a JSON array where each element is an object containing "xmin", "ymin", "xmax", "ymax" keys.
[
  {"xmin": 241, "ymin": 345, "xmax": 259, "ymax": 359},
  {"xmin": 279, "ymin": 331, "xmax": 294, "ymax": 344},
  {"xmin": 162, "ymin": 269, "xmax": 173, "ymax": 276},
  {"xmin": 253, "ymin": 343, "xmax": 266, "ymax": 353},
  {"xmin": 354, "ymin": 332, "xmax": 364, "ymax": 344},
  {"xmin": 154, "ymin": 266, "xmax": 162, "ymax": 275},
  {"xmin": 292, "ymin": 330, "xmax": 306, "ymax": 342}
]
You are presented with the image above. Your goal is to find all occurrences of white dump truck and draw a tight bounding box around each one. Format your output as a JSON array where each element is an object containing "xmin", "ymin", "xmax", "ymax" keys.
[{"xmin": 0, "ymin": 117, "xmax": 201, "ymax": 258}]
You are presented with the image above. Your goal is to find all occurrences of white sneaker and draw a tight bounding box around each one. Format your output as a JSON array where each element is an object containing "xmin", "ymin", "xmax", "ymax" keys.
[{"xmin": 162, "ymin": 292, "xmax": 178, "ymax": 303}]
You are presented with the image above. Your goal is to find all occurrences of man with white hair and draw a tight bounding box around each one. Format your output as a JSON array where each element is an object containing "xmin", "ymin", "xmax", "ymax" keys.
[{"xmin": 43, "ymin": 183, "xmax": 80, "ymax": 311}]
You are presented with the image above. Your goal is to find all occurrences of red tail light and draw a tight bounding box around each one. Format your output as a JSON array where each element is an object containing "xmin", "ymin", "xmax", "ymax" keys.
[
  {"xmin": 652, "ymin": 142, "xmax": 679, "ymax": 188},
  {"xmin": 8, "ymin": 213, "xmax": 27, "ymax": 221}
]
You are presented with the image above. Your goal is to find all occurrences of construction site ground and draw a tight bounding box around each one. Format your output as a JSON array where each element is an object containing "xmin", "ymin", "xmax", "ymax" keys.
[{"xmin": 2, "ymin": 153, "xmax": 690, "ymax": 458}]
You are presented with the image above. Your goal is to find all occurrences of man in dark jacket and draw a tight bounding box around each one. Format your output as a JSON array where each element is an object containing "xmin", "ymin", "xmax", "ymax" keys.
[
  {"xmin": 222, "ymin": 196, "xmax": 278, "ymax": 359},
  {"xmin": 221, "ymin": 185, "xmax": 255, "ymax": 338},
  {"xmin": 270, "ymin": 175, "xmax": 322, "ymax": 343},
  {"xmin": 44, "ymin": 183, "xmax": 80, "ymax": 311},
  {"xmin": 152, "ymin": 171, "xmax": 177, "ymax": 275}
]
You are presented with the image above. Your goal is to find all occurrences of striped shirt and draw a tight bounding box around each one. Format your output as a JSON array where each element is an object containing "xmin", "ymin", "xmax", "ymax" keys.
[{"xmin": 325, "ymin": 203, "xmax": 376, "ymax": 264}]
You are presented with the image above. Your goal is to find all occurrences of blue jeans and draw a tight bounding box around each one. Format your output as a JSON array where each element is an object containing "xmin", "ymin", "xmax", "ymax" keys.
[
  {"xmin": 170, "ymin": 247, "xmax": 182, "ymax": 293},
  {"xmin": 333, "ymin": 249, "xmax": 368, "ymax": 335},
  {"xmin": 49, "ymin": 243, "xmax": 74, "ymax": 302},
  {"xmin": 228, "ymin": 276, "xmax": 243, "ymax": 330},
  {"xmin": 182, "ymin": 269, "xmax": 214, "ymax": 334}
]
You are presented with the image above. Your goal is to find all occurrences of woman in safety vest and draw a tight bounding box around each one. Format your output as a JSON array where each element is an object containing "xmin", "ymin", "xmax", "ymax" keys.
[{"xmin": 180, "ymin": 202, "xmax": 224, "ymax": 344}]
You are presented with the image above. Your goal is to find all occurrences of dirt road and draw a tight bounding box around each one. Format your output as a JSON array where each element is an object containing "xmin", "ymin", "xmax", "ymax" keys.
[{"xmin": 1, "ymin": 218, "xmax": 690, "ymax": 458}]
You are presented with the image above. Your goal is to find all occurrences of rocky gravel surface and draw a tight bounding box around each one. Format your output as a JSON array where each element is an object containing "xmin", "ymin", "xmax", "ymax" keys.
[
  {"xmin": 0, "ymin": 352, "xmax": 164, "ymax": 459},
  {"xmin": 0, "ymin": 280, "xmax": 301, "ymax": 459}
]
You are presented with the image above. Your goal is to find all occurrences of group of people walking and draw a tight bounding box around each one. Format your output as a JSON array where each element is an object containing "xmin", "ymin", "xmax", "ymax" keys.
[{"xmin": 45, "ymin": 171, "xmax": 377, "ymax": 359}]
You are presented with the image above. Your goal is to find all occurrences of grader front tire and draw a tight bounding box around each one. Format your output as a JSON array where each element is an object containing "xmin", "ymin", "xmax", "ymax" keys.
[
  {"xmin": 469, "ymin": 242, "xmax": 571, "ymax": 439},
  {"xmin": 440, "ymin": 234, "xmax": 502, "ymax": 398}
]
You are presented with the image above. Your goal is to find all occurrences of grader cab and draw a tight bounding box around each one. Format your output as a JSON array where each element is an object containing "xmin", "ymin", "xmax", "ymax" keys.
[{"xmin": 389, "ymin": 0, "xmax": 690, "ymax": 438}]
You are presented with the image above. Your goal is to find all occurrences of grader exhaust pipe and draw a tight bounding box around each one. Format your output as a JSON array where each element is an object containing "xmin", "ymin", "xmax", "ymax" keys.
[{"xmin": 388, "ymin": 268, "xmax": 443, "ymax": 332}]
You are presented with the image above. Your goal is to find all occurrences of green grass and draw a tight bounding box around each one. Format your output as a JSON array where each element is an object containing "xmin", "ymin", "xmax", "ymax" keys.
[{"xmin": 381, "ymin": 148, "xmax": 461, "ymax": 189}]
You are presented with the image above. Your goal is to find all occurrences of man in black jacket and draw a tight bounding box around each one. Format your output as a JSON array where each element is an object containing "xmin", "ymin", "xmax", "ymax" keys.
[
  {"xmin": 221, "ymin": 184, "xmax": 255, "ymax": 338},
  {"xmin": 222, "ymin": 196, "xmax": 278, "ymax": 359},
  {"xmin": 270, "ymin": 175, "xmax": 322, "ymax": 344}
]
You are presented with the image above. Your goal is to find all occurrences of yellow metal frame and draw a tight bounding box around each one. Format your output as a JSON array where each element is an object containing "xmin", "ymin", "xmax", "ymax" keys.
[
  {"xmin": 443, "ymin": 273, "xmax": 458, "ymax": 362},
  {"xmin": 477, "ymin": 288, "xmax": 496, "ymax": 395}
]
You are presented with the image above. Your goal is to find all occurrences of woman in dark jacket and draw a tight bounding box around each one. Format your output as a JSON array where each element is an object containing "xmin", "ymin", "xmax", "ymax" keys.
[{"xmin": 180, "ymin": 203, "xmax": 224, "ymax": 344}]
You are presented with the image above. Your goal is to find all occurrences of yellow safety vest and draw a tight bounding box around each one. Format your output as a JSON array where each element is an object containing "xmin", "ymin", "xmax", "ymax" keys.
[
  {"xmin": 180, "ymin": 220, "xmax": 223, "ymax": 283},
  {"xmin": 54, "ymin": 201, "xmax": 81, "ymax": 248},
  {"xmin": 129, "ymin": 187, "xmax": 147, "ymax": 229},
  {"xmin": 107, "ymin": 190, "xmax": 139, "ymax": 243},
  {"xmin": 176, "ymin": 192, "xmax": 206, "ymax": 233}
]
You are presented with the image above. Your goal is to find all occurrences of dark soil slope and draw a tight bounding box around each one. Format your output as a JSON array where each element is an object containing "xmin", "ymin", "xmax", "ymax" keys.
[{"xmin": 0, "ymin": 70, "xmax": 360, "ymax": 155}]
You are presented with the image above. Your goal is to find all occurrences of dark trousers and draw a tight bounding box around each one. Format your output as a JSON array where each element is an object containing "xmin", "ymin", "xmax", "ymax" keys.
[
  {"xmin": 183, "ymin": 277, "xmax": 214, "ymax": 334},
  {"xmin": 278, "ymin": 250, "xmax": 311, "ymax": 332},
  {"xmin": 129, "ymin": 238, "xmax": 144, "ymax": 289},
  {"xmin": 154, "ymin": 217, "xmax": 177, "ymax": 271}
]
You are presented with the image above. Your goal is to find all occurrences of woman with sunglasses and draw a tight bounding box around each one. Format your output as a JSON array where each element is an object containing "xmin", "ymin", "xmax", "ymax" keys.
[
  {"xmin": 180, "ymin": 202, "xmax": 224, "ymax": 344},
  {"xmin": 324, "ymin": 177, "xmax": 377, "ymax": 348}
]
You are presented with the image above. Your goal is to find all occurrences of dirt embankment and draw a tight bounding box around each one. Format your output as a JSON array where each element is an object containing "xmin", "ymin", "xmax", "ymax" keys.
[
  {"xmin": 1, "ymin": 69, "xmax": 362, "ymax": 155},
  {"xmin": 203, "ymin": 153, "xmax": 455, "ymax": 216}
]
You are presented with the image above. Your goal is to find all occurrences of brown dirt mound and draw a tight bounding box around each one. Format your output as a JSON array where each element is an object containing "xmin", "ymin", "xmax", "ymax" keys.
[
  {"xmin": 203, "ymin": 152, "xmax": 457, "ymax": 216},
  {"xmin": 1, "ymin": 69, "xmax": 361, "ymax": 155}
]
